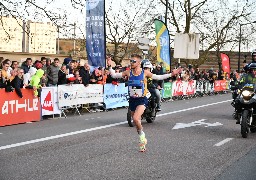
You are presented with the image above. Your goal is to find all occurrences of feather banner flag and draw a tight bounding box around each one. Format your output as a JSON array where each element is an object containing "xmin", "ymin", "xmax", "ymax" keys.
[
  {"xmin": 86, "ymin": 0, "xmax": 106, "ymax": 68},
  {"xmin": 154, "ymin": 19, "xmax": 171, "ymax": 71},
  {"xmin": 220, "ymin": 53, "xmax": 230, "ymax": 76}
]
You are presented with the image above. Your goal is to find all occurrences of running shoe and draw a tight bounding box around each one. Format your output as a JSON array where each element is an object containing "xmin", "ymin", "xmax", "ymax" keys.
[{"xmin": 139, "ymin": 134, "xmax": 147, "ymax": 152}]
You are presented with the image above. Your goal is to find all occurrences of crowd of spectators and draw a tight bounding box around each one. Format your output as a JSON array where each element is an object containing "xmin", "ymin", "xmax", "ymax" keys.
[{"xmin": 0, "ymin": 55, "xmax": 236, "ymax": 98}]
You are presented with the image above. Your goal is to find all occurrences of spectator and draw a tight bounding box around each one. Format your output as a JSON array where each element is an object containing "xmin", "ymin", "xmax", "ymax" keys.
[
  {"xmin": 11, "ymin": 61, "xmax": 19, "ymax": 70},
  {"xmin": 73, "ymin": 70, "xmax": 82, "ymax": 84},
  {"xmin": 218, "ymin": 70, "xmax": 225, "ymax": 80},
  {"xmin": 63, "ymin": 57, "xmax": 72, "ymax": 69},
  {"xmin": 40, "ymin": 57, "xmax": 48, "ymax": 86},
  {"xmin": 47, "ymin": 58, "xmax": 60, "ymax": 86},
  {"xmin": 28, "ymin": 69, "xmax": 44, "ymax": 97},
  {"xmin": 46, "ymin": 58, "xmax": 52, "ymax": 68},
  {"xmin": 1, "ymin": 61, "xmax": 11, "ymax": 80},
  {"xmin": 4, "ymin": 59, "xmax": 13, "ymax": 73},
  {"xmin": 58, "ymin": 64, "xmax": 68, "ymax": 85},
  {"xmin": 152, "ymin": 64, "xmax": 164, "ymax": 89},
  {"xmin": 23, "ymin": 67, "xmax": 37, "ymax": 87},
  {"xmin": 194, "ymin": 68, "xmax": 201, "ymax": 81},
  {"xmin": 0, "ymin": 57, "xmax": 4, "ymax": 69},
  {"xmin": 90, "ymin": 68, "xmax": 99, "ymax": 84},
  {"xmin": 21, "ymin": 58, "xmax": 33, "ymax": 74},
  {"xmin": 105, "ymin": 68, "xmax": 114, "ymax": 84},
  {"xmin": 0, "ymin": 70, "xmax": 6, "ymax": 88},
  {"xmin": 9, "ymin": 68, "xmax": 18, "ymax": 82},
  {"xmin": 68, "ymin": 60, "xmax": 76, "ymax": 75},
  {"xmin": 182, "ymin": 69, "xmax": 190, "ymax": 82},
  {"xmin": 79, "ymin": 61, "xmax": 91, "ymax": 87},
  {"xmin": 41, "ymin": 57, "xmax": 47, "ymax": 71},
  {"xmin": 96, "ymin": 67, "xmax": 104, "ymax": 84},
  {"xmin": 11, "ymin": 68, "xmax": 24, "ymax": 98}
]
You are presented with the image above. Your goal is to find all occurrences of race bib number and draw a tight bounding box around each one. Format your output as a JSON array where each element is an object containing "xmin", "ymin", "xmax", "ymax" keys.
[{"xmin": 129, "ymin": 86, "xmax": 143, "ymax": 98}]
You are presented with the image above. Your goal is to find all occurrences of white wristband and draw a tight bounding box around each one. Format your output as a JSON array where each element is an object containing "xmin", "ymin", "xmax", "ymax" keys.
[{"xmin": 152, "ymin": 74, "xmax": 171, "ymax": 80}]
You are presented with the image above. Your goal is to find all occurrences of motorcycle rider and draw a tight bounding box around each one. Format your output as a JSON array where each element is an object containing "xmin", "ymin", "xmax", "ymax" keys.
[
  {"xmin": 234, "ymin": 62, "xmax": 256, "ymax": 124},
  {"xmin": 108, "ymin": 54, "xmax": 181, "ymax": 152},
  {"xmin": 243, "ymin": 49, "xmax": 256, "ymax": 73},
  {"xmin": 141, "ymin": 60, "xmax": 162, "ymax": 112}
]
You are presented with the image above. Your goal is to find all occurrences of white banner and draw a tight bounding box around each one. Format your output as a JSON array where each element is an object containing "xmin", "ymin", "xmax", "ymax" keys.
[
  {"xmin": 41, "ymin": 87, "xmax": 61, "ymax": 115},
  {"xmin": 58, "ymin": 84, "xmax": 103, "ymax": 108},
  {"xmin": 174, "ymin": 33, "xmax": 200, "ymax": 59}
]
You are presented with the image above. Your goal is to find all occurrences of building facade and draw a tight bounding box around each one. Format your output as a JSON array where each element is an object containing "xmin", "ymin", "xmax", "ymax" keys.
[
  {"xmin": 26, "ymin": 21, "xmax": 57, "ymax": 54},
  {"xmin": 0, "ymin": 16, "xmax": 57, "ymax": 54},
  {"xmin": 0, "ymin": 16, "xmax": 23, "ymax": 52}
]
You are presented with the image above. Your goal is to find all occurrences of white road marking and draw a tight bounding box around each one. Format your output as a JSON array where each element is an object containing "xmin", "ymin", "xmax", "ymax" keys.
[
  {"xmin": 157, "ymin": 100, "xmax": 231, "ymax": 117},
  {"xmin": 0, "ymin": 99, "xmax": 231, "ymax": 151},
  {"xmin": 0, "ymin": 133, "xmax": 2, "ymax": 135},
  {"xmin": 172, "ymin": 119, "xmax": 222, "ymax": 130},
  {"xmin": 214, "ymin": 138, "xmax": 233, "ymax": 146},
  {"xmin": 0, "ymin": 121, "xmax": 127, "ymax": 151}
]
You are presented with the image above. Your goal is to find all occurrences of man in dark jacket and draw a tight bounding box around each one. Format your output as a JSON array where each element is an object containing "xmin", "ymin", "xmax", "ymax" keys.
[
  {"xmin": 47, "ymin": 58, "xmax": 60, "ymax": 86},
  {"xmin": 21, "ymin": 58, "xmax": 33, "ymax": 74},
  {"xmin": 79, "ymin": 62, "xmax": 91, "ymax": 86},
  {"xmin": 11, "ymin": 68, "xmax": 24, "ymax": 98},
  {"xmin": 58, "ymin": 64, "xmax": 68, "ymax": 85}
]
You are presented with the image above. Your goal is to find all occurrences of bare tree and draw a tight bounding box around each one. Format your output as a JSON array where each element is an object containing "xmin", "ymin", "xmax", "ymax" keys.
[
  {"xmin": 159, "ymin": 0, "xmax": 256, "ymax": 68},
  {"xmin": 105, "ymin": 0, "xmax": 156, "ymax": 65}
]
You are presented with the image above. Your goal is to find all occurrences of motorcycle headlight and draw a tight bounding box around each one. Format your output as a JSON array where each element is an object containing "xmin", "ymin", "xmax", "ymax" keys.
[{"xmin": 242, "ymin": 90, "xmax": 252, "ymax": 100}]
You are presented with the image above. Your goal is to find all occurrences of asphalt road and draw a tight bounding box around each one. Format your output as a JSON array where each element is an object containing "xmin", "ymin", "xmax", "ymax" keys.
[{"xmin": 1, "ymin": 93, "xmax": 256, "ymax": 180}]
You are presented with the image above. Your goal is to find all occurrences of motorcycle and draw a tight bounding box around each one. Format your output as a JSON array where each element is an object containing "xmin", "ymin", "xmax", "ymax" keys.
[
  {"xmin": 127, "ymin": 89, "xmax": 157, "ymax": 127},
  {"xmin": 233, "ymin": 83, "xmax": 256, "ymax": 138}
]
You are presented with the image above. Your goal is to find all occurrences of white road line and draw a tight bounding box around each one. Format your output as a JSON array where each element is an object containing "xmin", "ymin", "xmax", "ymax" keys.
[
  {"xmin": 0, "ymin": 99, "xmax": 231, "ymax": 151},
  {"xmin": 214, "ymin": 138, "xmax": 233, "ymax": 146},
  {"xmin": 157, "ymin": 100, "xmax": 231, "ymax": 117},
  {"xmin": 0, "ymin": 121, "xmax": 127, "ymax": 151}
]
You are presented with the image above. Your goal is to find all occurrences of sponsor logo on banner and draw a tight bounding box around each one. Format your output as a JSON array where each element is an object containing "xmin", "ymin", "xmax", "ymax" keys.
[
  {"xmin": 0, "ymin": 89, "xmax": 41, "ymax": 126},
  {"xmin": 42, "ymin": 91, "xmax": 53, "ymax": 111},
  {"xmin": 2, "ymin": 98, "xmax": 39, "ymax": 114}
]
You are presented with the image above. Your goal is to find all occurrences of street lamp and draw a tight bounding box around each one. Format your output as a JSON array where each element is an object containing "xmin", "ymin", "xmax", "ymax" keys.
[
  {"xmin": 57, "ymin": 26, "xmax": 60, "ymax": 54},
  {"xmin": 69, "ymin": 23, "xmax": 76, "ymax": 56},
  {"xmin": 238, "ymin": 21, "xmax": 256, "ymax": 72}
]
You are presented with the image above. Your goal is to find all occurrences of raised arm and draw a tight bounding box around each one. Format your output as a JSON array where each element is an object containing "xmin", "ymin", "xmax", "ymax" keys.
[
  {"xmin": 146, "ymin": 67, "xmax": 182, "ymax": 80},
  {"xmin": 107, "ymin": 57, "xmax": 129, "ymax": 78}
]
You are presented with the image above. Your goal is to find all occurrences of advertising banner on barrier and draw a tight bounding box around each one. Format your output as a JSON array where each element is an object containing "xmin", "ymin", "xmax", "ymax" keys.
[
  {"xmin": 41, "ymin": 87, "xmax": 61, "ymax": 116},
  {"xmin": 0, "ymin": 89, "xmax": 41, "ymax": 126},
  {"xmin": 172, "ymin": 80, "xmax": 183, "ymax": 96},
  {"xmin": 184, "ymin": 80, "xmax": 196, "ymax": 95},
  {"xmin": 214, "ymin": 80, "xmax": 227, "ymax": 92},
  {"xmin": 171, "ymin": 80, "xmax": 196, "ymax": 96},
  {"xmin": 58, "ymin": 84, "xmax": 103, "ymax": 108},
  {"xmin": 104, "ymin": 83, "xmax": 128, "ymax": 109},
  {"xmin": 163, "ymin": 82, "xmax": 172, "ymax": 98}
]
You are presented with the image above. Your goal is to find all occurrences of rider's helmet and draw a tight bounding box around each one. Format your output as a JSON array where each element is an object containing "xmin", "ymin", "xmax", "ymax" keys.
[
  {"xmin": 251, "ymin": 49, "xmax": 256, "ymax": 62},
  {"xmin": 248, "ymin": 62, "xmax": 256, "ymax": 70},
  {"xmin": 141, "ymin": 59, "xmax": 152, "ymax": 71}
]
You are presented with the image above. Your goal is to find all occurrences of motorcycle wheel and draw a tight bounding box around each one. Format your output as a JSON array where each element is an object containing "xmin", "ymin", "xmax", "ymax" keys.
[
  {"xmin": 241, "ymin": 110, "xmax": 249, "ymax": 138},
  {"xmin": 250, "ymin": 128, "xmax": 256, "ymax": 133},
  {"xmin": 127, "ymin": 109, "xmax": 134, "ymax": 127},
  {"xmin": 146, "ymin": 109, "xmax": 156, "ymax": 123}
]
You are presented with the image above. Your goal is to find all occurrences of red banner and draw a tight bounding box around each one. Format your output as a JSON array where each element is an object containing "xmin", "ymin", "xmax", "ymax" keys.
[
  {"xmin": 0, "ymin": 89, "xmax": 41, "ymax": 126},
  {"xmin": 214, "ymin": 80, "xmax": 227, "ymax": 92},
  {"xmin": 220, "ymin": 53, "xmax": 230, "ymax": 76}
]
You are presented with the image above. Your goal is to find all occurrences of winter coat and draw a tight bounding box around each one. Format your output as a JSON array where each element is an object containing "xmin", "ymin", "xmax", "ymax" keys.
[{"xmin": 11, "ymin": 76, "xmax": 24, "ymax": 98}]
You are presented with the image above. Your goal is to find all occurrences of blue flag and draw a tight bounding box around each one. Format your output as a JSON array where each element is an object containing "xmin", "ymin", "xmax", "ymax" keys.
[{"xmin": 86, "ymin": 0, "xmax": 106, "ymax": 67}]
